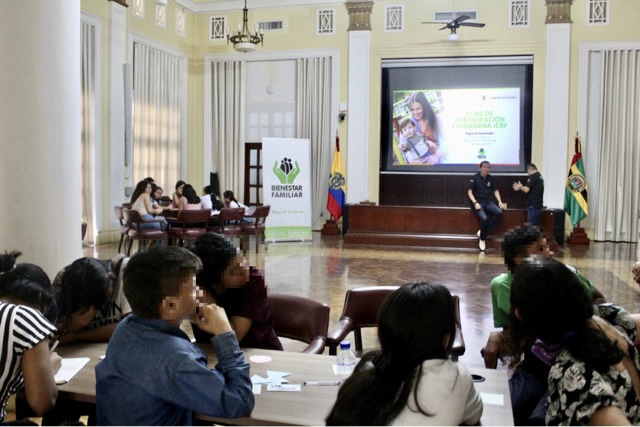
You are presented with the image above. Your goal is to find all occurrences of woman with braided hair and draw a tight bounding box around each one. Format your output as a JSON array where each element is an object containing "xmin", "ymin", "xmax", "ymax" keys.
[{"xmin": 326, "ymin": 283, "xmax": 482, "ymax": 425}]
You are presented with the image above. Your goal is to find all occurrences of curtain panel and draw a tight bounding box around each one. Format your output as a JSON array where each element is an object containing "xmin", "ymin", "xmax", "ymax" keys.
[
  {"xmin": 595, "ymin": 49, "xmax": 640, "ymax": 242},
  {"xmin": 81, "ymin": 21, "xmax": 96, "ymax": 244},
  {"xmin": 132, "ymin": 42, "xmax": 182, "ymax": 193}
]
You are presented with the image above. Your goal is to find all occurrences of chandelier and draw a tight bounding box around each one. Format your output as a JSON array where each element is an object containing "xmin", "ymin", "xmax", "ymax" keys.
[{"xmin": 227, "ymin": 0, "xmax": 264, "ymax": 53}]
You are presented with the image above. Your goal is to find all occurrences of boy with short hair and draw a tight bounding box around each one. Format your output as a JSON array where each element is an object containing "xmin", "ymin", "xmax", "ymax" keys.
[
  {"xmin": 397, "ymin": 117, "xmax": 430, "ymax": 164},
  {"xmin": 96, "ymin": 246, "xmax": 254, "ymax": 426}
]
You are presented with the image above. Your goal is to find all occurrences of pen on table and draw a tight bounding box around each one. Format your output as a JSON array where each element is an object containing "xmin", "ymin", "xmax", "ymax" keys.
[{"xmin": 303, "ymin": 380, "xmax": 341, "ymax": 386}]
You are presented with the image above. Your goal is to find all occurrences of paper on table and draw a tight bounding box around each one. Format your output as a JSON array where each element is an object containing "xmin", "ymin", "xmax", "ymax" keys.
[
  {"xmin": 251, "ymin": 371, "xmax": 292, "ymax": 385},
  {"xmin": 480, "ymin": 392, "xmax": 504, "ymax": 406},
  {"xmin": 55, "ymin": 357, "xmax": 90, "ymax": 385}
]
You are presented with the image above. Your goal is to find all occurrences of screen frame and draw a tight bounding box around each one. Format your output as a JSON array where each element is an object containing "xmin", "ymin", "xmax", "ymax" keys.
[{"xmin": 380, "ymin": 55, "xmax": 533, "ymax": 175}]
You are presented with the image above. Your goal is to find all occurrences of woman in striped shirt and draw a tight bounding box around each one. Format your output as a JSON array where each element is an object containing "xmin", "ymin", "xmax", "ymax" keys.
[{"xmin": 0, "ymin": 251, "xmax": 60, "ymax": 422}]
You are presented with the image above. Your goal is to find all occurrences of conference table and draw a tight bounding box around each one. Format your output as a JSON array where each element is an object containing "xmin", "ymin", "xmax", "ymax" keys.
[{"xmin": 57, "ymin": 343, "xmax": 513, "ymax": 425}]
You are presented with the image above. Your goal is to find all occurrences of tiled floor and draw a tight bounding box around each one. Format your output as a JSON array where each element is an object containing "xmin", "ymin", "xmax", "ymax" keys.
[{"xmin": 84, "ymin": 233, "xmax": 640, "ymax": 370}]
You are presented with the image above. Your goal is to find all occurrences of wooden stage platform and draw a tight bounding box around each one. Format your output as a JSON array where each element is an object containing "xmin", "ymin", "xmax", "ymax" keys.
[{"xmin": 343, "ymin": 204, "xmax": 563, "ymax": 251}]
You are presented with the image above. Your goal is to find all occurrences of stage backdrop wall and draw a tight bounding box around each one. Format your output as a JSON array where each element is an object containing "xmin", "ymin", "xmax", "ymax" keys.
[{"xmin": 262, "ymin": 137, "xmax": 312, "ymax": 241}]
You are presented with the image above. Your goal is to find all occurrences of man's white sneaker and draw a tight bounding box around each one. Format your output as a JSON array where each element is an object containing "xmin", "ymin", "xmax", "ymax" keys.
[
  {"xmin": 476, "ymin": 230, "xmax": 481, "ymax": 238},
  {"xmin": 479, "ymin": 239, "xmax": 486, "ymax": 251}
]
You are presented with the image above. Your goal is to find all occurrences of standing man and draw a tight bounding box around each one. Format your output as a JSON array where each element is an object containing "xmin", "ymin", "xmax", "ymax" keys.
[
  {"xmin": 468, "ymin": 161, "xmax": 506, "ymax": 251},
  {"xmin": 512, "ymin": 163, "xmax": 544, "ymax": 225}
]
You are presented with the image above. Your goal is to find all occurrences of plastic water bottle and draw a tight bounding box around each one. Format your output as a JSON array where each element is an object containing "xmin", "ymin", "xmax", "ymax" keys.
[{"xmin": 336, "ymin": 340, "xmax": 356, "ymax": 379}]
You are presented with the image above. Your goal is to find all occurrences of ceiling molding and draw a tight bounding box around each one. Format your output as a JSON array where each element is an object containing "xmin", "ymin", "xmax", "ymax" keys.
[{"xmin": 175, "ymin": 0, "xmax": 345, "ymax": 13}]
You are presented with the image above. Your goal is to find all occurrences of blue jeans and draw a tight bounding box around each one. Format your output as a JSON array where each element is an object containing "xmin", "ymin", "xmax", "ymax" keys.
[
  {"xmin": 141, "ymin": 213, "xmax": 165, "ymax": 230},
  {"xmin": 527, "ymin": 206, "xmax": 542, "ymax": 226},
  {"xmin": 473, "ymin": 201, "xmax": 503, "ymax": 240},
  {"xmin": 509, "ymin": 366, "xmax": 548, "ymax": 425}
]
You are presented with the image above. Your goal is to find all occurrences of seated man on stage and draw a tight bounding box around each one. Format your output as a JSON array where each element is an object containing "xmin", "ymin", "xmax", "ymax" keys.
[{"xmin": 467, "ymin": 161, "xmax": 506, "ymax": 251}]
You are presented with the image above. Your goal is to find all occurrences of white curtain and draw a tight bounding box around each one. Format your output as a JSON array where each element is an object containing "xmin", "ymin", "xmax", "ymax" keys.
[
  {"xmin": 132, "ymin": 42, "xmax": 182, "ymax": 192},
  {"xmin": 594, "ymin": 49, "xmax": 640, "ymax": 242},
  {"xmin": 211, "ymin": 61, "xmax": 245, "ymax": 199},
  {"xmin": 296, "ymin": 56, "xmax": 333, "ymax": 230},
  {"xmin": 81, "ymin": 21, "xmax": 96, "ymax": 244}
]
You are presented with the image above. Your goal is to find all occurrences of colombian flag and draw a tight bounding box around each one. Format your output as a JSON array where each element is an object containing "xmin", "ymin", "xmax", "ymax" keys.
[
  {"xmin": 564, "ymin": 134, "xmax": 589, "ymax": 226},
  {"xmin": 327, "ymin": 134, "xmax": 346, "ymax": 220}
]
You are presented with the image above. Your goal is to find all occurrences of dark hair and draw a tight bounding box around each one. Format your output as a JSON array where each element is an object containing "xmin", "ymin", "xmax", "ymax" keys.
[
  {"xmin": 188, "ymin": 233, "xmax": 237, "ymax": 295},
  {"xmin": 479, "ymin": 160, "xmax": 491, "ymax": 168},
  {"xmin": 54, "ymin": 258, "xmax": 111, "ymax": 325},
  {"xmin": 507, "ymin": 258, "xmax": 624, "ymax": 373},
  {"xmin": 502, "ymin": 225, "xmax": 544, "ymax": 272},
  {"xmin": 144, "ymin": 177, "xmax": 155, "ymax": 184},
  {"xmin": 202, "ymin": 185, "xmax": 212, "ymax": 195},
  {"xmin": 175, "ymin": 180, "xmax": 186, "ymax": 190},
  {"xmin": 130, "ymin": 180, "xmax": 150, "ymax": 204},
  {"xmin": 0, "ymin": 251, "xmax": 57, "ymax": 322},
  {"xmin": 399, "ymin": 117, "xmax": 414, "ymax": 129},
  {"xmin": 407, "ymin": 92, "xmax": 440, "ymax": 140},
  {"xmin": 326, "ymin": 283, "xmax": 456, "ymax": 425},
  {"xmin": 123, "ymin": 246, "xmax": 201, "ymax": 318},
  {"xmin": 223, "ymin": 190, "xmax": 238, "ymax": 204},
  {"xmin": 181, "ymin": 184, "xmax": 201, "ymax": 204},
  {"xmin": 527, "ymin": 163, "xmax": 537, "ymax": 170}
]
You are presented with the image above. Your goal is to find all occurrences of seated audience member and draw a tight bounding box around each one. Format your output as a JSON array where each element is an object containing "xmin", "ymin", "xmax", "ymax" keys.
[
  {"xmin": 130, "ymin": 179, "xmax": 165, "ymax": 229},
  {"xmin": 95, "ymin": 246, "xmax": 254, "ymax": 425},
  {"xmin": 326, "ymin": 283, "xmax": 482, "ymax": 425},
  {"xmin": 223, "ymin": 190, "xmax": 247, "ymax": 209},
  {"xmin": 482, "ymin": 225, "xmax": 604, "ymax": 425},
  {"xmin": 201, "ymin": 185, "xmax": 224, "ymax": 216},
  {"xmin": 150, "ymin": 184, "xmax": 163, "ymax": 208},
  {"xmin": 178, "ymin": 184, "xmax": 202, "ymax": 212},
  {"xmin": 172, "ymin": 180, "xmax": 186, "ymax": 208},
  {"xmin": 188, "ymin": 233, "xmax": 282, "ymax": 350},
  {"xmin": 0, "ymin": 251, "xmax": 60, "ymax": 421},
  {"xmin": 53, "ymin": 256, "xmax": 131, "ymax": 345},
  {"xmin": 508, "ymin": 258, "xmax": 640, "ymax": 425}
]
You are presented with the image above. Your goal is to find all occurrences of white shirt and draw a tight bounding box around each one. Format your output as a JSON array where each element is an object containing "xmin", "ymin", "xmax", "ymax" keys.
[{"xmin": 391, "ymin": 359, "xmax": 483, "ymax": 426}]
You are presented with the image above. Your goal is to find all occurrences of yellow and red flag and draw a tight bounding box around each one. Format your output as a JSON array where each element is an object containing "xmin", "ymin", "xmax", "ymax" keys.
[
  {"xmin": 564, "ymin": 134, "xmax": 588, "ymax": 226},
  {"xmin": 327, "ymin": 133, "xmax": 346, "ymax": 220}
]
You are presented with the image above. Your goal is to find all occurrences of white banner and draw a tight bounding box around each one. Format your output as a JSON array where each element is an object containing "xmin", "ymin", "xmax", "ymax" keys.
[{"xmin": 262, "ymin": 137, "xmax": 312, "ymax": 241}]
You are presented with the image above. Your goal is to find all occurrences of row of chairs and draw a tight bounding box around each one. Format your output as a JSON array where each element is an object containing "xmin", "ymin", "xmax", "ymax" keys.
[
  {"xmin": 114, "ymin": 205, "xmax": 271, "ymax": 255},
  {"xmin": 269, "ymin": 286, "xmax": 466, "ymax": 359}
]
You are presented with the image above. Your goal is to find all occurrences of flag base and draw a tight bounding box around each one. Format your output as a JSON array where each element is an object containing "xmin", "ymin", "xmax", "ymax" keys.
[
  {"xmin": 568, "ymin": 226, "xmax": 590, "ymax": 245},
  {"xmin": 321, "ymin": 219, "xmax": 340, "ymax": 235}
]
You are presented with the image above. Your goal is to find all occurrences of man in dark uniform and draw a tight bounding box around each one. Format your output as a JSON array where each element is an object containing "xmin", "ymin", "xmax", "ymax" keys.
[
  {"xmin": 512, "ymin": 163, "xmax": 544, "ymax": 225},
  {"xmin": 467, "ymin": 161, "xmax": 506, "ymax": 251}
]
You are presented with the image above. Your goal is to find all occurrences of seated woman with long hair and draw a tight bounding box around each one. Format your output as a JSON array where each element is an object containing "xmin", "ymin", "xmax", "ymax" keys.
[
  {"xmin": 326, "ymin": 283, "xmax": 482, "ymax": 426},
  {"xmin": 177, "ymin": 184, "xmax": 202, "ymax": 212},
  {"xmin": 508, "ymin": 258, "xmax": 640, "ymax": 425},
  {"xmin": 130, "ymin": 179, "xmax": 165, "ymax": 229},
  {"xmin": 0, "ymin": 251, "xmax": 60, "ymax": 422}
]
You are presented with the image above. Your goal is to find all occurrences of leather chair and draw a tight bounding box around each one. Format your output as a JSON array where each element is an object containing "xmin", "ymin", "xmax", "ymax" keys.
[
  {"xmin": 241, "ymin": 205, "xmax": 271, "ymax": 236},
  {"xmin": 208, "ymin": 207, "xmax": 245, "ymax": 236},
  {"xmin": 122, "ymin": 209, "xmax": 167, "ymax": 255},
  {"xmin": 267, "ymin": 293, "xmax": 330, "ymax": 354},
  {"xmin": 326, "ymin": 286, "xmax": 398, "ymax": 356},
  {"xmin": 114, "ymin": 205, "xmax": 129, "ymax": 254},
  {"xmin": 167, "ymin": 208, "xmax": 211, "ymax": 246},
  {"xmin": 326, "ymin": 286, "xmax": 466, "ymax": 359}
]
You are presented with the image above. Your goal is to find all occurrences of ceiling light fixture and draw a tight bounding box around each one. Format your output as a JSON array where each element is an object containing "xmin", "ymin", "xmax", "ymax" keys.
[{"xmin": 227, "ymin": 0, "xmax": 264, "ymax": 53}]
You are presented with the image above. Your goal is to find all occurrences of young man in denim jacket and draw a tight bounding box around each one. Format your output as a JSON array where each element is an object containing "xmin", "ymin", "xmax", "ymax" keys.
[{"xmin": 96, "ymin": 246, "xmax": 254, "ymax": 425}]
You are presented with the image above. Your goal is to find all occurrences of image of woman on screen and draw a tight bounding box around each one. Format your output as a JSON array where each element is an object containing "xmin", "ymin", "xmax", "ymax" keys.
[{"xmin": 401, "ymin": 91, "xmax": 445, "ymax": 165}]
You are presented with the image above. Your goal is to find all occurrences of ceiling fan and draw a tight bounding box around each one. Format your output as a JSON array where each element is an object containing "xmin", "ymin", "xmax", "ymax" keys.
[{"xmin": 422, "ymin": 15, "xmax": 486, "ymax": 42}]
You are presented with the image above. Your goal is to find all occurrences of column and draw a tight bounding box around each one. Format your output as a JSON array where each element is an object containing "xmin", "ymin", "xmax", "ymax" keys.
[
  {"xmin": 345, "ymin": 1, "xmax": 373, "ymax": 204},
  {"xmin": 0, "ymin": 1, "xmax": 82, "ymax": 277},
  {"xmin": 542, "ymin": 0, "xmax": 573, "ymax": 208}
]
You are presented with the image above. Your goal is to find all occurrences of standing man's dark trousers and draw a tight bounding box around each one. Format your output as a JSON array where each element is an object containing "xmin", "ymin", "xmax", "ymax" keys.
[
  {"xmin": 527, "ymin": 205, "xmax": 542, "ymax": 226},
  {"xmin": 474, "ymin": 201, "xmax": 504, "ymax": 240}
]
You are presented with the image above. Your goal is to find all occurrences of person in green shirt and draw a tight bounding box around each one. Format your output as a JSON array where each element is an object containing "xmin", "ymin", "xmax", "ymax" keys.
[{"xmin": 482, "ymin": 225, "xmax": 605, "ymax": 425}]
